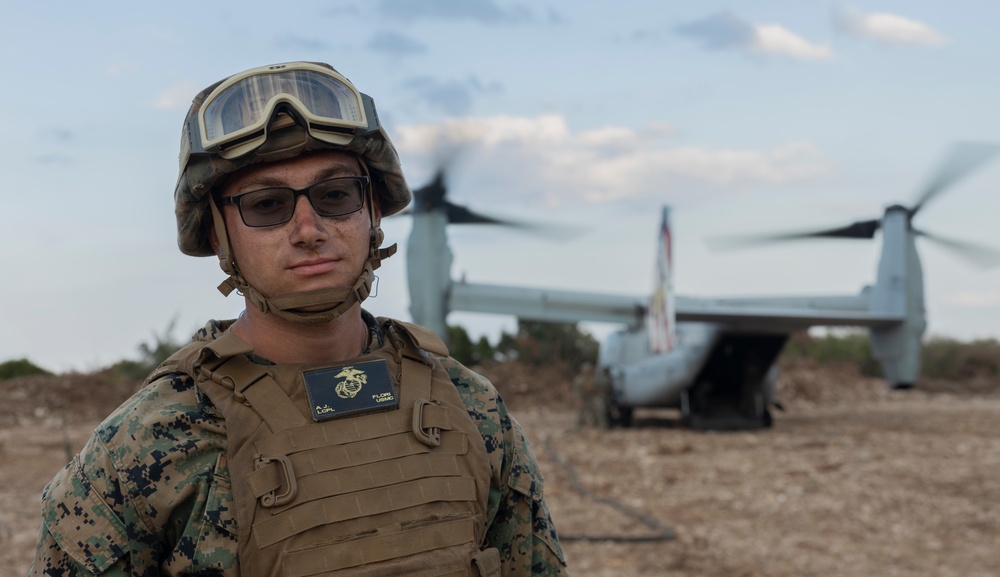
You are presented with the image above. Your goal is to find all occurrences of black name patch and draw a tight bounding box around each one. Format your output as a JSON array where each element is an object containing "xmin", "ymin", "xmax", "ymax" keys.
[{"xmin": 302, "ymin": 359, "xmax": 399, "ymax": 422}]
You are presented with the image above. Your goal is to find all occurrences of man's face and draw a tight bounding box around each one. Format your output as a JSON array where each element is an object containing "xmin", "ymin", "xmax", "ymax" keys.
[{"xmin": 215, "ymin": 150, "xmax": 379, "ymax": 298}]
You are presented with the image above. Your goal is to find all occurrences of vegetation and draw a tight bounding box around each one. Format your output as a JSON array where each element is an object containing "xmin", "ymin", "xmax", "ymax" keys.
[
  {"xmin": 448, "ymin": 319, "xmax": 600, "ymax": 370},
  {"xmin": 0, "ymin": 358, "xmax": 53, "ymax": 381},
  {"xmin": 781, "ymin": 329, "xmax": 882, "ymax": 376},
  {"xmin": 5, "ymin": 319, "xmax": 1000, "ymax": 385},
  {"xmin": 921, "ymin": 336, "xmax": 1000, "ymax": 380},
  {"xmin": 447, "ymin": 326, "xmax": 496, "ymax": 366},
  {"xmin": 782, "ymin": 329, "xmax": 1000, "ymax": 382},
  {"xmin": 107, "ymin": 318, "xmax": 186, "ymax": 382}
]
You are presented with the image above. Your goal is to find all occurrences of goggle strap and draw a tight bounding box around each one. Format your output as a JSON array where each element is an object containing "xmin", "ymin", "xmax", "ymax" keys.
[
  {"xmin": 359, "ymin": 93, "xmax": 381, "ymax": 136},
  {"xmin": 308, "ymin": 123, "xmax": 357, "ymax": 136}
]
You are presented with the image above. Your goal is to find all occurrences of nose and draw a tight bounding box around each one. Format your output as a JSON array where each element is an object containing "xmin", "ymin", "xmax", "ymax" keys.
[{"xmin": 287, "ymin": 195, "xmax": 328, "ymax": 246}]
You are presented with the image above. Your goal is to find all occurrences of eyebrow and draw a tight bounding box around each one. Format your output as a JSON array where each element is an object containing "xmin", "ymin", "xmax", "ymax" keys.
[
  {"xmin": 233, "ymin": 176, "xmax": 287, "ymax": 191},
  {"xmin": 233, "ymin": 161, "xmax": 364, "ymax": 193},
  {"xmin": 314, "ymin": 164, "xmax": 363, "ymax": 181}
]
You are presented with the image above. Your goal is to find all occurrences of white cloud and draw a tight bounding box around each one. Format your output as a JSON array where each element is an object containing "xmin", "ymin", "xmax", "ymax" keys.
[
  {"xmin": 395, "ymin": 115, "xmax": 829, "ymax": 206},
  {"xmin": 752, "ymin": 24, "xmax": 833, "ymax": 60},
  {"xmin": 675, "ymin": 12, "xmax": 832, "ymax": 61},
  {"xmin": 397, "ymin": 115, "xmax": 571, "ymax": 149},
  {"xmin": 151, "ymin": 80, "xmax": 200, "ymax": 111},
  {"xmin": 836, "ymin": 7, "xmax": 948, "ymax": 47},
  {"xmin": 945, "ymin": 291, "xmax": 1000, "ymax": 307}
]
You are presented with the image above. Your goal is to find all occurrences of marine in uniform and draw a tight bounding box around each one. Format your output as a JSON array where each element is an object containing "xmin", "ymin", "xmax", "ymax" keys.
[{"xmin": 29, "ymin": 62, "xmax": 567, "ymax": 577}]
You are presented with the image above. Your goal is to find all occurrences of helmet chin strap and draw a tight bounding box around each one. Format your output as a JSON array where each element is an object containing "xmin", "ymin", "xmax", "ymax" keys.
[{"xmin": 209, "ymin": 192, "xmax": 396, "ymax": 325}]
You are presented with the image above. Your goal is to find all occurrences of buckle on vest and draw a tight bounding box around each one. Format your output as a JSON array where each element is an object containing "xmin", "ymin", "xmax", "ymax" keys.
[
  {"xmin": 412, "ymin": 398, "xmax": 442, "ymax": 448},
  {"xmin": 256, "ymin": 454, "xmax": 298, "ymax": 508}
]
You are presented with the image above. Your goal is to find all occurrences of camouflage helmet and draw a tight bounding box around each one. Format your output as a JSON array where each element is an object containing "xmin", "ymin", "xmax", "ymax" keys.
[{"xmin": 174, "ymin": 61, "xmax": 411, "ymax": 257}]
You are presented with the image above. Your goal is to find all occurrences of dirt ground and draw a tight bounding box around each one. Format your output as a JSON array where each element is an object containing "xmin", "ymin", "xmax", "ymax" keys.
[{"xmin": 3, "ymin": 360, "xmax": 999, "ymax": 577}]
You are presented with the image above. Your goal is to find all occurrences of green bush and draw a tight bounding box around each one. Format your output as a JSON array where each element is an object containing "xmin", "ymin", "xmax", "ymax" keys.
[
  {"xmin": 783, "ymin": 330, "xmax": 1000, "ymax": 381},
  {"xmin": 447, "ymin": 320, "xmax": 599, "ymax": 371},
  {"xmin": 109, "ymin": 318, "xmax": 185, "ymax": 382},
  {"xmin": 447, "ymin": 325, "xmax": 496, "ymax": 367},
  {"xmin": 922, "ymin": 336, "xmax": 1000, "ymax": 380},
  {"xmin": 500, "ymin": 319, "xmax": 599, "ymax": 371},
  {"xmin": 781, "ymin": 330, "xmax": 880, "ymax": 377},
  {"xmin": 0, "ymin": 358, "xmax": 53, "ymax": 380}
]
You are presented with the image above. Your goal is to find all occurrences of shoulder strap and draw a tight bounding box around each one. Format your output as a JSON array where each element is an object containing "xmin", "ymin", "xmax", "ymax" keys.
[
  {"xmin": 142, "ymin": 339, "xmax": 207, "ymax": 385},
  {"xmin": 196, "ymin": 331, "xmax": 309, "ymax": 432},
  {"xmin": 379, "ymin": 317, "xmax": 449, "ymax": 357}
]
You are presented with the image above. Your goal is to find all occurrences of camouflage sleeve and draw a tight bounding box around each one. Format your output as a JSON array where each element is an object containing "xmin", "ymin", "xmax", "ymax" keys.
[
  {"xmin": 30, "ymin": 443, "xmax": 131, "ymax": 577},
  {"xmin": 29, "ymin": 373, "xmax": 236, "ymax": 577},
  {"xmin": 441, "ymin": 357, "xmax": 569, "ymax": 576}
]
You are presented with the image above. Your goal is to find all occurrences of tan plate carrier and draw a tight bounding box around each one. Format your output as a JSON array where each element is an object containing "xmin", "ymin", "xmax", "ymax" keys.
[{"xmin": 159, "ymin": 319, "xmax": 499, "ymax": 577}]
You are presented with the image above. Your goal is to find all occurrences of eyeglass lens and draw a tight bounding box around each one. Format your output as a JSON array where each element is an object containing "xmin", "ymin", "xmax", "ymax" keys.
[{"xmin": 234, "ymin": 177, "xmax": 365, "ymax": 227}]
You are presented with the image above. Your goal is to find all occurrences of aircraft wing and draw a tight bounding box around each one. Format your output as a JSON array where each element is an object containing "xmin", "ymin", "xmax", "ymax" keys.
[
  {"xmin": 449, "ymin": 281, "xmax": 904, "ymax": 332},
  {"xmin": 449, "ymin": 282, "xmax": 647, "ymax": 327},
  {"xmin": 675, "ymin": 295, "xmax": 905, "ymax": 332}
]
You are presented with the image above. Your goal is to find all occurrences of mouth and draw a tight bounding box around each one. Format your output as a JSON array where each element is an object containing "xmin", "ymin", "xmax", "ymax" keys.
[{"xmin": 287, "ymin": 258, "xmax": 341, "ymax": 276}]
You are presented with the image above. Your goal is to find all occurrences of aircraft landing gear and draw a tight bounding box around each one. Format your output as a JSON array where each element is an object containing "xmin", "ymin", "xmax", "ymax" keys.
[
  {"xmin": 682, "ymin": 380, "xmax": 772, "ymax": 430},
  {"xmin": 606, "ymin": 394, "xmax": 633, "ymax": 428}
]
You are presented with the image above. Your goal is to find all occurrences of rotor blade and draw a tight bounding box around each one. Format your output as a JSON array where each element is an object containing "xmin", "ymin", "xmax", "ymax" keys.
[
  {"xmin": 407, "ymin": 156, "xmax": 581, "ymax": 238},
  {"xmin": 707, "ymin": 219, "xmax": 881, "ymax": 250},
  {"xmin": 401, "ymin": 192, "xmax": 562, "ymax": 233},
  {"xmin": 911, "ymin": 141, "xmax": 1000, "ymax": 216},
  {"xmin": 445, "ymin": 201, "xmax": 514, "ymax": 226},
  {"xmin": 799, "ymin": 219, "xmax": 881, "ymax": 239},
  {"xmin": 444, "ymin": 201, "xmax": 584, "ymax": 239},
  {"xmin": 412, "ymin": 168, "xmax": 448, "ymax": 211},
  {"xmin": 914, "ymin": 228, "xmax": 1000, "ymax": 268}
]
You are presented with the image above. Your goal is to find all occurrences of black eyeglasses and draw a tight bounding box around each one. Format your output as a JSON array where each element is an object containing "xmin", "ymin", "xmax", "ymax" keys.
[{"xmin": 218, "ymin": 175, "xmax": 369, "ymax": 227}]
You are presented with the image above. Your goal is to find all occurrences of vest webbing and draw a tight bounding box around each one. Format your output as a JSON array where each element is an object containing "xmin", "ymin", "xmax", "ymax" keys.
[{"xmin": 160, "ymin": 319, "xmax": 497, "ymax": 577}]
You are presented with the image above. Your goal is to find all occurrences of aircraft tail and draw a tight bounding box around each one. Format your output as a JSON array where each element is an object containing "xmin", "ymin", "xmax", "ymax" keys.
[
  {"xmin": 867, "ymin": 206, "xmax": 926, "ymax": 388},
  {"xmin": 648, "ymin": 206, "xmax": 676, "ymax": 353}
]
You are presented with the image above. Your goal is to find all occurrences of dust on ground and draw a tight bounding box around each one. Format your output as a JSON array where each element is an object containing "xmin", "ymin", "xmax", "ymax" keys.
[{"xmin": 3, "ymin": 359, "xmax": 999, "ymax": 577}]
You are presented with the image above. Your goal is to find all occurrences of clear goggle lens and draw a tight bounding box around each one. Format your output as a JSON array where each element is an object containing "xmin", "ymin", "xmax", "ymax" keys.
[{"xmin": 195, "ymin": 64, "xmax": 374, "ymax": 155}]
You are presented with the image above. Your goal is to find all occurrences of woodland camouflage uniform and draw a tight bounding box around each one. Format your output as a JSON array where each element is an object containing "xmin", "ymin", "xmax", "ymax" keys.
[{"xmin": 30, "ymin": 317, "xmax": 566, "ymax": 576}]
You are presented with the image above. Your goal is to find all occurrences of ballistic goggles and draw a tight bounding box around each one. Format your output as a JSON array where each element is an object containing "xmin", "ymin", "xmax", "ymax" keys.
[
  {"xmin": 218, "ymin": 176, "xmax": 369, "ymax": 227},
  {"xmin": 182, "ymin": 62, "xmax": 381, "ymax": 161}
]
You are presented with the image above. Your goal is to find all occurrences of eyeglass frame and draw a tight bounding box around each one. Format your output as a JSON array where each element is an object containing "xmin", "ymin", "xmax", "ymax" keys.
[{"xmin": 216, "ymin": 175, "xmax": 370, "ymax": 227}]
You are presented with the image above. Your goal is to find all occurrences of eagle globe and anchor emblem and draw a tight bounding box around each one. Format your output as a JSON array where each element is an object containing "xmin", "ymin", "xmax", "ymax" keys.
[
  {"xmin": 305, "ymin": 360, "xmax": 396, "ymax": 421},
  {"xmin": 335, "ymin": 366, "xmax": 367, "ymax": 399}
]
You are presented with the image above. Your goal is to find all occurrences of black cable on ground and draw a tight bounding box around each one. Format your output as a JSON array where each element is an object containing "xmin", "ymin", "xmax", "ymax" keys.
[{"xmin": 543, "ymin": 434, "xmax": 675, "ymax": 543}]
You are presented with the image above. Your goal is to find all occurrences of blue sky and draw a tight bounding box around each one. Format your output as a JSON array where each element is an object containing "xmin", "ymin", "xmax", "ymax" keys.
[{"xmin": 4, "ymin": 1, "xmax": 1000, "ymax": 371}]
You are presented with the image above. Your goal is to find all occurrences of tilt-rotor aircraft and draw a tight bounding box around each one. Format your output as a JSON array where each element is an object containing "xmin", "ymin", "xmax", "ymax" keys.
[{"xmin": 404, "ymin": 142, "xmax": 1000, "ymax": 430}]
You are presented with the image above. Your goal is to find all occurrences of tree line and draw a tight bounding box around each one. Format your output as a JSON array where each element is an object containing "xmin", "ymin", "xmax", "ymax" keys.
[{"xmin": 3, "ymin": 323, "xmax": 999, "ymax": 383}]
